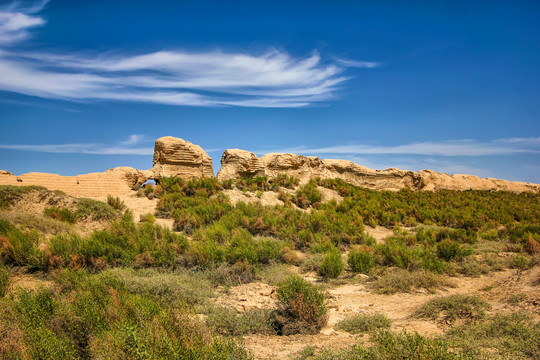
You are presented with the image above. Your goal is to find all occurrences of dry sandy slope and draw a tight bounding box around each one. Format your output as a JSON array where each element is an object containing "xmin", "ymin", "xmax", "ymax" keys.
[{"xmin": 219, "ymin": 267, "xmax": 540, "ymax": 360}]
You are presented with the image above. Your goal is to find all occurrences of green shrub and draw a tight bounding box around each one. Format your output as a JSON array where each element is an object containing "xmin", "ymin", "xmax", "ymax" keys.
[
  {"xmin": 205, "ymin": 306, "xmax": 275, "ymax": 335},
  {"xmin": 139, "ymin": 213, "xmax": 156, "ymax": 223},
  {"xmin": 510, "ymin": 254, "xmax": 531, "ymax": 269},
  {"xmin": 76, "ymin": 198, "xmax": 118, "ymax": 221},
  {"xmin": 274, "ymin": 174, "xmax": 298, "ymax": 189},
  {"xmin": 0, "ymin": 219, "xmax": 45, "ymax": 270},
  {"xmin": 0, "ymin": 265, "xmax": 10, "ymax": 298},
  {"xmin": 318, "ymin": 248, "xmax": 344, "ymax": 279},
  {"xmin": 273, "ymin": 275, "xmax": 327, "ymax": 335},
  {"xmin": 0, "ymin": 185, "xmax": 47, "ymax": 209},
  {"xmin": 413, "ymin": 294, "xmax": 490, "ymax": 324},
  {"xmin": 448, "ymin": 312, "xmax": 540, "ymax": 359},
  {"xmin": 48, "ymin": 217, "xmax": 188, "ymax": 269},
  {"xmin": 43, "ymin": 207, "xmax": 79, "ymax": 223},
  {"xmin": 107, "ymin": 195, "xmax": 126, "ymax": 211},
  {"xmin": 336, "ymin": 312, "xmax": 392, "ymax": 334},
  {"xmin": 297, "ymin": 330, "xmax": 482, "ymax": 359},
  {"xmin": 295, "ymin": 181, "xmax": 322, "ymax": 208},
  {"xmin": 373, "ymin": 268, "xmax": 450, "ymax": 294},
  {"xmin": 348, "ymin": 246, "xmax": 375, "ymax": 274},
  {"xmin": 377, "ymin": 237, "xmax": 421, "ymax": 269},
  {"xmin": 436, "ymin": 239, "xmax": 473, "ymax": 261},
  {"xmin": 259, "ymin": 263, "xmax": 295, "ymax": 285},
  {"xmin": 4, "ymin": 269, "xmax": 251, "ymax": 360}
]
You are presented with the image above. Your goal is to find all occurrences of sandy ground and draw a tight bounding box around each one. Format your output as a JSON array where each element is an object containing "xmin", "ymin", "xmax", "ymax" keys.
[
  {"xmin": 95, "ymin": 194, "xmax": 174, "ymax": 229},
  {"xmin": 216, "ymin": 266, "xmax": 540, "ymax": 360}
]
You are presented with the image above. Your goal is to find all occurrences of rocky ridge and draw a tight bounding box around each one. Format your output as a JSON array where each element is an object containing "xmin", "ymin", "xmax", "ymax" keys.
[
  {"xmin": 0, "ymin": 136, "xmax": 538, "ymax": 197},
  {"xmin": 217, "ymin": 149, "xmax": 539, "ymax": 193}
]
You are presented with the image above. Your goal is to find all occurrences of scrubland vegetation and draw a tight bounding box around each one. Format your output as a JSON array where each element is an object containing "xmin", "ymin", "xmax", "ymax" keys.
[{"xmin": 0, "ymin": 178, "xmax": 538, "ymax": 359}]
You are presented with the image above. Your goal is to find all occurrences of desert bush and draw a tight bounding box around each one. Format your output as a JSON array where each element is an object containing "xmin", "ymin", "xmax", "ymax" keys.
[
  {"xmin": 297, "ymin": 330, "xmax": 482, "ymax": 359},
  {"xmin": 510, "ymin": 254, "xmax": 532, "ymax": 270},
  {"xmin": 101, "ymin": 268, "xmax": 214, "ymax": 306},
  {"xmin": 295, "ymin": 181, "xmax": 322, "ymax": 209},
  {"xmin": 413, "ymin": 294, "xmax": 490, "ymax": 324},
  {"xmin": 139, "ymin": 213, "xmax": 156, "ymax": 223},
  {"xmin": 106, "ymin": 195, "xmax": 126, "ymax": 211},
  {"xmin": 76, "ymin": 198, "xmax": 118, "ymax": 221},
  {"xmin": 507, "ymin": 293, "xmax": 527, "ymax": 306},
  {"xmin": 47, "ymin": 216, "xmax": 188, "ymax": 269},
  {"xmin": 436, "ymin": 239, "xmax": 473, "ymax": 261},
  {"xmin": 5, "ymin": 269, "xmax": 251, "ymax": 360},
  {"xmin": 348, "ymin": 246, "xmax": 375, "ymax": 274},
  {"xmin": 0, "ymin": 219, "xmax": 45, "ymax": 270},
  {"xmin": 336, "ymin": 312, "xmax": 392, "ymax": 334},
  {"xmin": 0, "ymin": 265, "xmax": 10, "ymax": 298},
  {"xmin": 0, "ymin": 185, "xmax": 47, "ymax": 209},
  {"xmin": 205, "ymin": 306, "xmax": 275, "ymax": 335},
  {"xmin": 274, "ymin": 173, "xmax": 298, "ymax": 189},
  {"xmin": 259, "ymin": 263, "xmax": 295, "ymax": 285},
  {"xmin": 205, "ymin": 261, "xmax": 257, "ymax": 286},
  {"xmin": 272, "ymin": 275, "xmax": 327, "ymax": 335},
  {"xmin": 377, "ymin": 237, "xmax": 421, "ymax": 269},
  {"xmin": 373, "ymin": 268, "xmax": 450, "ymax": 294},
  {"xmin": 318, "ymin": 248, "xmax": 344, "ymax": 279},
  {"xmin": 0, "ymin": 212, "xmax": 72, "ymax": 236},
  {"xmin": 448, "ymin": 312, "xmax": 540, "ymax": 359},
  {"xmin": 43, "ymin": 207, "xmax": 79, "ymax": 223}
]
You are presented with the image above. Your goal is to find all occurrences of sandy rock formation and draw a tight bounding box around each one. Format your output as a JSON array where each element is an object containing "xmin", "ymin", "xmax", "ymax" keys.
[
  {"xmin": 0, "ymin": 167, "xmax": 152, "ymax": 198},
  {"xmin": 151, "ymin": 136, "xmax": 214, "ymax": 179},
  {"xmin": 217, "ymin": 150, "xmax": 539, "ymax": 193},
  {"xmin": 218, "ymin": 149, "xmax": 265, "ymax": 179}
]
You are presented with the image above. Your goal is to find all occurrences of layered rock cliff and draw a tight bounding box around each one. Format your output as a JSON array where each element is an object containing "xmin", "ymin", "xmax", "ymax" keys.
[
  {"xmin": 1, "ymin": 136, "xmax": 538, "ymax": 197},
  {"xmin": 151, "ymin": 136, "xmax": 214, "ymax": 179},
  {"xmin": 217, "ymin": 149, "xmax": 539, "ymax": 193}
]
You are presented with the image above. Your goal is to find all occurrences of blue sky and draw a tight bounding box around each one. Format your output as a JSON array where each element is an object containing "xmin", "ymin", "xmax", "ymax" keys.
[{"xmin": 0, "ymin": 0, "xmax": 539, "ymax": 182}]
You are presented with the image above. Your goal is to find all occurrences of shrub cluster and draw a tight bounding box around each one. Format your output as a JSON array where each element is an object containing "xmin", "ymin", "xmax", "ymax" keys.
[
  {"xmin": 272, "ymin": 275, "xmax": 328, "ymax": 335},
  {"xmin": 0, "ymin": 269, "xmax": 251, "ymax": 359}
]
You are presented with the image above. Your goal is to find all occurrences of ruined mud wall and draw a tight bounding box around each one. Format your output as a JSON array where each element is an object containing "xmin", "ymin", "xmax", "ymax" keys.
[
  {"xmin": 1, "ymin": 137, "xmax": 538, "ymax": 197},
  {"xmin": 217, "ymin": 149, "xmax": 540, "ymax": 193}
]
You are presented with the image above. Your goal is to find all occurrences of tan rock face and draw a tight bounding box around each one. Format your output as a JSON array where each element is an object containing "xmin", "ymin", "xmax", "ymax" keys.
[
  {"xmin": 217, "ymin": 149, "xmax": 265, "ymax": 179},
  {"xmin": 217, "ymin": 149, "xmax": 540, "ymax": 193},
  {"xmin": 2, "ymin": 138, "xmax": 538, "ymax": 196},
  {"xmin": 152, "ymin": 136, "xmax": 214, "ymax": 179},
  {"xmin": 0, "ymin": 167, "xmax": 152, "ymax": 198}
]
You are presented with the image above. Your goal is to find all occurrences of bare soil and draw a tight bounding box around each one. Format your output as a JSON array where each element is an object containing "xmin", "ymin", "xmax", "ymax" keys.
[{"xmin": 218, "ymin": 267, "xmax": 539, "ymax": 360}]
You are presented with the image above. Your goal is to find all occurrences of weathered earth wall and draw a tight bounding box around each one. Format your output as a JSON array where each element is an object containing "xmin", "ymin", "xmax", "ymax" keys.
[
  {"xmin": 0, "ymin": 167, "xmax": 150, "ymax": 198},
  {"xmin": 217, "ymin": 149, "xmax": 540, "ymax": 193},
  {"xmin": 1, "ymin": 137, "xmax": 538, "ymax": 196}
]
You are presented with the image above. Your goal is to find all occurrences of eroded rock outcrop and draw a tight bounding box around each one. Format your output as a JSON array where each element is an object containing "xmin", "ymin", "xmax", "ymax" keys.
[
  {"xmin": 0, "ymin": 167, "xmax": 152, "ymax": 198},
  {"xmin": 2, "ymin": 137, "xmax": 539, "ymax": 197},
  {"xmin": 217, "ymin": 150, "xmax": 540, "ymax": 193},
  {"xmin": 151, "ymin": 136, "xmax": 214, "ymax": 179},
  {"xmin": 218, "ymin": 149, "xmax": 265, "ymax": 179}
]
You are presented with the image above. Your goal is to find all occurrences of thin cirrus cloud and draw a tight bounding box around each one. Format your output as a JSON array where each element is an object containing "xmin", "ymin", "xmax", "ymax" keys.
[
  {"xmin": 2, "ymin": 136, "xmax": 538, "ymax": 159},
  {"xmin": 0, "ymin": 1, "xmax": 376, "ymax": 108},
  {"xmin": 0, "ymin": 135, "xmax": 154, "ymax": 155},
  {"xmin": 260, "ymin": 138, "xmax": 540, "ymax": 157}
]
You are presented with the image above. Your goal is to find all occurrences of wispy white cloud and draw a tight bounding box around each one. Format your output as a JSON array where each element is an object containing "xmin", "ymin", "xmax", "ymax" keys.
[
  {"xmin": 0, "ymin": 1, "xmax": 374, "ymax": 108},
  {"xmin": 338, "ymin": 155, "xmax": 492, "ymax": 177},
  {"xmin": 0, "ymin": 134, "xmax": 153, "ymax": 155},
  {"xmin": 0, "ymin": 0, "xmax": 48, "ymax": 45},
  {"xmin": 333, "ymin": 57, "xmax": 380, "ymax": 68},
  {"xmin": 267, "ymin": 138, "xmax": 540, "ymax": 157}
]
